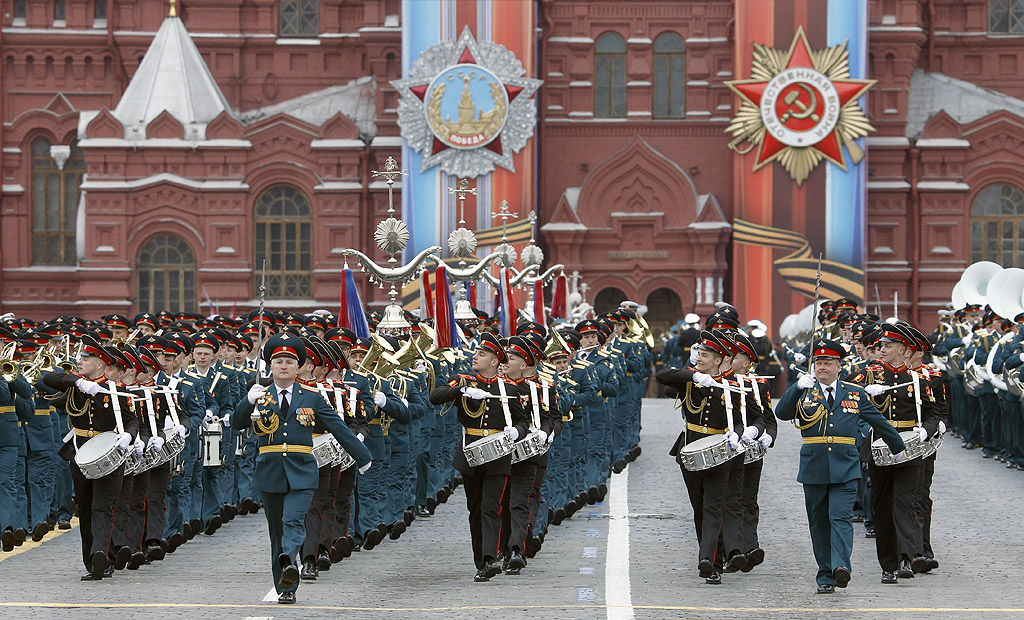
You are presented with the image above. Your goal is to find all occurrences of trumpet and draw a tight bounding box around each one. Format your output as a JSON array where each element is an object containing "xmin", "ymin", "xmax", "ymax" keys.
[
  {"xmin": 1, "ymin": 342, "xmax": 19, "ymax": 382},
  {"xmin": 627, "ymin": 316, "xmax": 655, "ymax": 348},
  {"xmin": 544, "ymin": 329, "xmax": 571, "ymax": 360}
]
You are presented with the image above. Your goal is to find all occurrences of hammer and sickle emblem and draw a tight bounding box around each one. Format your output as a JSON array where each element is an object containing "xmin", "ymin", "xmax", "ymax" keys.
[{"xmin": 780, "ymin": 83, "xmax": 820, "ymax": 124}]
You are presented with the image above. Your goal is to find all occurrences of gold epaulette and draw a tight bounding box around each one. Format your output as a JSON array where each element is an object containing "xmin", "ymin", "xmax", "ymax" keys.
[{"xmin": 299, "ymin": 383, "xmax": 318, "ymax": 392}]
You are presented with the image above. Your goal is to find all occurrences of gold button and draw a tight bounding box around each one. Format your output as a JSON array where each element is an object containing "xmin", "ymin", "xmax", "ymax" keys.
[
  {"xmin": 828, "ymin": 447, "xmax": 832, "ymax": 451},
  {"xmin": 826, "ymin": 436, "xmax": 834, "ymax": 444},
  {"xmin": 829, "ymin": 424, "xmax": 834, "ymax": 428},
  {"xmin": 283, "ymin": 432, "xmax": 288, "ymax": 437}
]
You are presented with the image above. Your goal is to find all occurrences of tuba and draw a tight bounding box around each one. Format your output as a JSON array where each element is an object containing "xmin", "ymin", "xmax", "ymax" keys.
[{"xmin": 544, "ymin": 328, "xmax": 571, "ymax": 360}]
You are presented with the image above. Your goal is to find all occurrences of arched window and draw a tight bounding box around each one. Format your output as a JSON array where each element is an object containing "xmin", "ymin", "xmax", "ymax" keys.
[
  {"xmin": 31, "ymin": 137, "xmax": 83, "ymax": 265},
  {"xmin": 594, "ymin": 286, "xmax": 628, "ymax": 315},
  {"xmin": 990, "ymin": 0, "xmax": 1024, "ymax": 33},
  {"xmin": 137, "ymin": 233, "xmax": 196, "ymax": 313},
  {"xmin": 644, "ymin": 287, "xmax": 682, "ymax": 340},
  {"xmin": 595, "ymin": 32, "xmax": 626, "ymax": 118},
  {"xmin": 254, "ymin": 184, "xmax": 312, "ymax": 298},
  {"xmin": 653, "ymin": 32, "xmax": 686, "ymax": 118},
  {"xmin": 971, "ymin": 183, "xmax": 1024, "ymax": 265},
  {"xmin": 279, "ymin": 0, "xmax": 319, "ymax": 37}
]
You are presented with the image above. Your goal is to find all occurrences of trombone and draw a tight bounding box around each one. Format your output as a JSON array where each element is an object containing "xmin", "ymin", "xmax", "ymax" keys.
[{"xmin": 1, "ymin": 341, "xmax": 19, "ymax": 383}]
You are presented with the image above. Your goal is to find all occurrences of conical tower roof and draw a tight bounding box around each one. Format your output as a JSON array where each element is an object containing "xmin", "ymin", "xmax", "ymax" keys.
[{"xmin": 113, "ymin": 14, "xmax": 234, "ymax": 140}]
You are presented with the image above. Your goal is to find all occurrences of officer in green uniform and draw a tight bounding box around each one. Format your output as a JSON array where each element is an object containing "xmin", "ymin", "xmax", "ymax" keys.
[
  {"xmin": 775, "ymin": 338, "xmax": 906, "ymax": 594},
  {"xmin": 233, "ymin": 333, "xmax": 371, "ymax": 605}
]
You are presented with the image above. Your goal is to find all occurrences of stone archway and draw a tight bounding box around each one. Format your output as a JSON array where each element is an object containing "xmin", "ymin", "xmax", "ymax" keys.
[
  {"xmin": 594, "ymin": 287, "xmax": 627, "ymax": 315},
  {"xmin": 644, "ymin": 287, "xmax": 682, "ymax": 342}
]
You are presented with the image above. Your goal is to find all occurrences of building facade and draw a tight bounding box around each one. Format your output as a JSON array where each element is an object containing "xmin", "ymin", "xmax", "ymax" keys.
[{"xmin": 1, "ymin": 0, "xmax": 1022, "ymax": 336}]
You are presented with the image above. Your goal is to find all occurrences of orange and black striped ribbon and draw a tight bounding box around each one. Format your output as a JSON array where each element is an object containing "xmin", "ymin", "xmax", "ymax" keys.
[{"xmin": 733, "ymin": 218, "xmax": 865, "ymax": 304}]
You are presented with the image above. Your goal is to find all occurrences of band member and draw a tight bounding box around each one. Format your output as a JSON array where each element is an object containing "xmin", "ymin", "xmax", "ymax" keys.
[
  {"xmin": 655, "ymin": 330, "xmax": 764, "ymax": 585},
  {"xmin": 776, "ymin": 338, "xmax": 906, "ymax": 593},
  {"xmin": 42, "ymin": 334, "xmax": 139, "ymax": 580},
  {"xmin": 849, "ymin": 323, "xmax": 940, "ymax": 583},
  {"xmin": 233, "ymin": 333, "xmax": 371, "ymax": 604},
  {"xmin": 428, "ymin": 332, "xmax": 529, "ymax": 582}
]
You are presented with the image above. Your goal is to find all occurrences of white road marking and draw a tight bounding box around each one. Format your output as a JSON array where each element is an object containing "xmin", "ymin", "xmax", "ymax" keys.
[
  {"xmin": 605, "ymin": 465, "xmax": 634, "ymax": 620},
  {"xmin": 261, "ymin": 588, "xmax": 277, "ymax": 602}
]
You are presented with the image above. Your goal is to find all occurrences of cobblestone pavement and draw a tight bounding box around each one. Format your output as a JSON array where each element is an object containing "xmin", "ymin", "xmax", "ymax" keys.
[{"xmin": 1, "ymin": 398, "xmax": 1022, "ymax": 619}]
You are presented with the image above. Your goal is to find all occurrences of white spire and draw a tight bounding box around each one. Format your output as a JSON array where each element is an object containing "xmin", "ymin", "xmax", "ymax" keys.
[{"xmin": 113, "ymin": 15, "xmax": 234, "ymax": 141}]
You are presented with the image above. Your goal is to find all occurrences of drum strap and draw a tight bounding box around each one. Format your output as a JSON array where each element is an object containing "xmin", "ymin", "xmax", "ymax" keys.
[
  {"xmin": 910, "ymin": 370, "xmax": 922, "ymax": 425},
  {"xmin": 721, "ymin": 378, "xmax": 738, "ymax": 432},
  {"xmin": 209, "ymin": 371, "xmax": 221, "ymax": 393},
  {"xmin": 164, "ymin": 384, "xmax": 181, "ymax": 427},
  {"xmin": 527, "ymin": 381, "xmax": 541, "ymax": 430},
  {"xmin": 497, "ymin": 379, "xmax": 513, "ymax": 429},
  {"xmin": 107, "ymin": 380, "xmax": 125, "ymax": 435},
  {"xmin": 330, "ymin": 385, "xmax": 347, "ymax": 420},
  {"xmin": 736, "ymin": 377, "xmax": 748, "ymax": 429},
  {"xmin": 348, "ymin": 386, "xmax": 358, "ymax": 419},
  {"xmin": 144, "ymin": 389, "xmax": 159, "ymax": 438}
]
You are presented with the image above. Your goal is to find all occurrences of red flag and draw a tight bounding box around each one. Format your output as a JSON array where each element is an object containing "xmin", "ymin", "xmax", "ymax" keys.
[
  {"xmin": 533, "ymin": 280, "xmax": 546, "ymax": 328},
  {"xmin": 420, "ymin": 269, "xmax": 434, "ymax": 320},
  {"xmin": 551, "ymin": 273, "xmax": 567, "ymax": 319}
]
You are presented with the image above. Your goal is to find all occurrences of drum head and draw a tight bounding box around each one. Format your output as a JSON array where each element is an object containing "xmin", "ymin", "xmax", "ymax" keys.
[
  {"xmin": 681, "ymin": 435, "xmax": 725, "ymax": 453},
  {"xmin": 76, "ymin": 432, "xmax": 118, "ymax": 460}
]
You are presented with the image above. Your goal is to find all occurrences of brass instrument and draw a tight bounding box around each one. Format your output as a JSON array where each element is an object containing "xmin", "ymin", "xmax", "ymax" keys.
[
  {"xmin": 109, "ymin": 328, "xmax": 142, "ymax": 350},
  {"xmin": 1005, "ymin": 366, "xmax": 1024, "ymax": 397},
  {"xmin": 357, "ymin": 333, "xmax": 400, "ymax": 376},
  {"xmin": 627, "ymin": 316, "xmax": 655, "ymax": 348},
  {"xmin": 1, "ymin": 342, "xmax": 19, "ymax": 382},
  {"xmin": 420, "ymin": 322, "xmax": 458, "ymax": 364},
  {"xmin": 544, "ymin": 329, "xmax": 570, "ymax": 360}
]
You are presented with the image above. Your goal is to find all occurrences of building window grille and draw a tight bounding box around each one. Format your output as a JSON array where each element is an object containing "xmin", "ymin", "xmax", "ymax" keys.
[
  {"xmin": 971, "ymin": 183, "xmax": 1024, "ymax": 265},
  {"xmin": 989, "ymin": 0, "xmax": 1024, "ymax": 33},
  {"xmin": 31, "ymin": 137, "xmax": 82, "ymax": 265},
  {"xmin": 595, "ymin": 32, "xmax": 626, "ymax": 118},
  {"xmin": 653, "ymin": 32, "xmax": 686, "ymax": 118},
  {"xmin": 279, "ymin": 0, "xmax": 319, "ymax": 37},
  {"xmin": 136, "ymin": 233, "xmax": 196, "ymax": 313},
  {"xmin": 254, "ymin": 184, "xmax": 312, "ymax": 298}
]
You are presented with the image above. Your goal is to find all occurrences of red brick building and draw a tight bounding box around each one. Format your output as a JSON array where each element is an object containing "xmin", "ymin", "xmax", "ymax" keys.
[{"xmin": 1, "ymin": 0, "xmax": 1021, "ymax": 337}]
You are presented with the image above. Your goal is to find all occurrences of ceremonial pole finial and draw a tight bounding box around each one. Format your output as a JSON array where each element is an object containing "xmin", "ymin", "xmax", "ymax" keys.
[
  {"xmin": 169, "ymin": 0, "xmax": 177, "ymax": 17},
  {"xmin": 448, "ymin": 178, "xmax": 477, "ymax": 226}
]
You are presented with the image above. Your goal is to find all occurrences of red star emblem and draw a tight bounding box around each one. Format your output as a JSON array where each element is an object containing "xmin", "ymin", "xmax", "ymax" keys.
[{"xmin": 726, "ymin": 27, "xmax": 874, "ymax": 176}]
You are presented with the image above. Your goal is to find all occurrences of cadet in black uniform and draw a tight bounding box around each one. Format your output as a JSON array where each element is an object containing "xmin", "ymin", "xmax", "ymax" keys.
[{"xmin": 428, "ymin": 332, "xmax": 529, "ymax": 582}]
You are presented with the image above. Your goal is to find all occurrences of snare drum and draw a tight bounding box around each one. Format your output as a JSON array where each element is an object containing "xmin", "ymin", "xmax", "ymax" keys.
[
  {"xmin": 312, "ymin": 434, "xmax": 342, "ymax": 468},
  {"xmin": 75, "ymin": 432, "xmax": 129, "ymax": 480},
  {"xmin": 333, "ymin": 445, "xmax": 356, "ymax": 470},
  {"xmin": 158, "ymin": 430, "xmax": 186, "ymax": 466},
  {"xmin": 463, "ymin": 431, "xmax": 515, "ymax": 467},
  {"xmin": 871, "ymin": 430, "xmax": 927, "ymax": 466},
  {"xmin": 122, "ymin": 448, "xmax": 144, "ymax": 475},
  {"xmin": 511, "ymin": 429, "xmax": 549, "ymax": 464},
  {"xmin": 202, "ymin": 420, "xmax": 224, "ymax": 467},
  {"xmin": 743, "ymin": 440, "xmax": 767, "ymax": 464},
  {"xmin": 677, "ymin": 435, "xmax": 742, "ymax": 471},
  {"xmin": 921, "ymin": 430, "xmax": 943, "ymax": 459}
]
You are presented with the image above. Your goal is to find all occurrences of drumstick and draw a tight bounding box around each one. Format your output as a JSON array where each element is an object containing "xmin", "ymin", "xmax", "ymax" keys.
[{"xmin": 875, "ymin": 381, "xmax": 914, "ymax": 392}]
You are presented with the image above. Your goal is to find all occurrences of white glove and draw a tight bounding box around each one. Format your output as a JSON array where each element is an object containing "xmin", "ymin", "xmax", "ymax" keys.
[
  {"xmin": 962, "ymin": 336, "xmax": 972, "ymax": 346},
  {"xmin": 204, "ymin": 410, "xmax": 216, "ymax": 424},
  {"xmin": 864, "ymin": 384, "xmax": 887, "ymax": 396},
  {"xmin": 75, "ymin": 378, "xmax": 101, "ymax": 395},
  {"xmin": 546, "ymin": 431, "xmax": 555, "ymax": 444},
  {"xmin": 147, "ymin": 436, "xmax": 165, "ymax": 453},
  {"xmin": 758, "ymin": 433, "xmax": 773, "ymax": 449},
  {"xmin": 400, "ymin": 397, "xmax": 409, "ymax": 407},
  {"xmin": 741, "ymin": 426, "xmax": 759, "ymax": 442},
  {"xmin": 938, "ymin": 421, "xmax": 947, "ymax": 434},
  {"xmin": 356, "ymin": 432, "xmax": 365, "ymax": 443},
  {"xmin": 504, "ymin": 426, "xmax": 520, "ymax": 442},
  {"xmin": 115, "ymin": 432, "xmax": 132, "ymax": 450},
  {"xmin": 692, "ymin": 372, "xmax": 715, "ymax": 388},
  {"xmin": 172, "ymin": 424, "xmax": 187, "ymax": 439},
  {"xmin": 797, "ymin": 374, "xmax": 816, "ymax": 389},
  {"xmin": 1019, "ymin": 353, "xmax": 1024, "ymax": 363},
  {"xmin": 133, "ymin": 437, "xmax": 145, "ymax": 456},
  {"xmin": 914, "ymin": 426, "xmax": 928, "ymax": 441},
  {"xmin": 247, "ymin": 383, "xmax": 267, "ymax": 405},
  {"xmin": 688, "ymin": 347, "xmax": 699, "ymax": 363},
  {"xmin": 793, "ymin": 352, "xmax": 807, "ymax": 364},
  {"xmin": 725, "ymin": 430, "xmax": 740, "ymax": 450},
  {"xmin": 373, "ymin": 391, "xmax": 387, "ymax": 408},
  {"xmin": 163, "ymin": 415, "xmax": 175, "ymax": 431},
  {"xmin": 358, "ymin": 461, "xmax": 372, "ymax": 474},
  {"xmin": 892, "ymin": 450, "xmax": 907, "ymax": 461},
  {"xmin": 535, "ymin": 429, "xmax": 548, "ymax": 444},
  {"xmin": 461, "ymin": 386, "xmax": 488, "ymax": 400}
]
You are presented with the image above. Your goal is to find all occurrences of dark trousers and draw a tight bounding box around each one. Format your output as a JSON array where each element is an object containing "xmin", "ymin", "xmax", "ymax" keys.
[
  {"xmin": 301, "ymin": 465, "xmax": 333, "ymax": 561},
  {"xmin": 126, "ymin": 471, "xmax": 150, "ymax": 551},
  {"xmin": 317, "ymin": 466, "xmax": 340, "ymax": 549},
  {"xmin": 868, "ymin": 459, "xmax": 924, "ymax": 571},
  {"xmin": 261, "ymin": 488, "xmax": 314, "ymax": 594},
  {"xmin": 331, "ymin": 464, "xmax": 357, "ymax": 543},
  {"xmin": 739, "ymin": 458, "xmax": 763, "ymax": 553},
  {"xmin": 980, "ymin": 393, "xmax": 999, "ymax": 452},
  {"xmin": 916, "ymin": 455, "xmax": 936, "ymax": 558},
  {"xmin": 500, "ymin": 460, "xmax": 540, "ymax": 555},
  {"xmin": 527, "ymin": 462, "xmax": 547, "ymax": 536},
  {"xmin": 462, "ymin": 467, "xmax": 508, "ymax": 569},
  {"xmin": 803, "ymin": 479, "xmax": 858, "ymax": 586},
  {"xmin": 70, "ymin": 462, "xmax": 123, "ymax": 570},
  {"xmin": 681, "ymin": 455, "xmax": 743, "ymax": 569},
  {"xmin": 26, "ymin": 446, "xmax": 55, "ymax": 527},
  {"xmin": 111, "ymin": 472, "xmax": 134, "ymax": 549},
  {"xmin": 145, "ymin": 464, "xmax": 171, "ymax": 545}
]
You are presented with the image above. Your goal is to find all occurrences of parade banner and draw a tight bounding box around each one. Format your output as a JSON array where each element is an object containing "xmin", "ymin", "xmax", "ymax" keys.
[
  {"xmin": 397, "ymin": 1, "xmax": 539, "ymax": 313},
  {"xmin": 727, "ymin": 0, "xmax": 872, "ymax": 332}
]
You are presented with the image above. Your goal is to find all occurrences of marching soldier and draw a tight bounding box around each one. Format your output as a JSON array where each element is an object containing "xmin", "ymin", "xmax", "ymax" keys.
[
  {"xmin": 428, "ymin": 332, "xmax": 529, "ymax": 582},
  {"xmin": 776, "ymin": 338, "xmax": 906, "ymax": 593},
  {"xmin": 233, "ymin": 333, "xmax": 371, "ymax": 604}
]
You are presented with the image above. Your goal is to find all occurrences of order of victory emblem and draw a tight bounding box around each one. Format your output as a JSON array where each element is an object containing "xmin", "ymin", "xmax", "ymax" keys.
[
  {"xmin": 725, "ymin": 27, "xmax": 876, "ymax": 186},
  {"xmin": 392, "ymin": 27, "xmax": 542, "ymax": 177}
]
